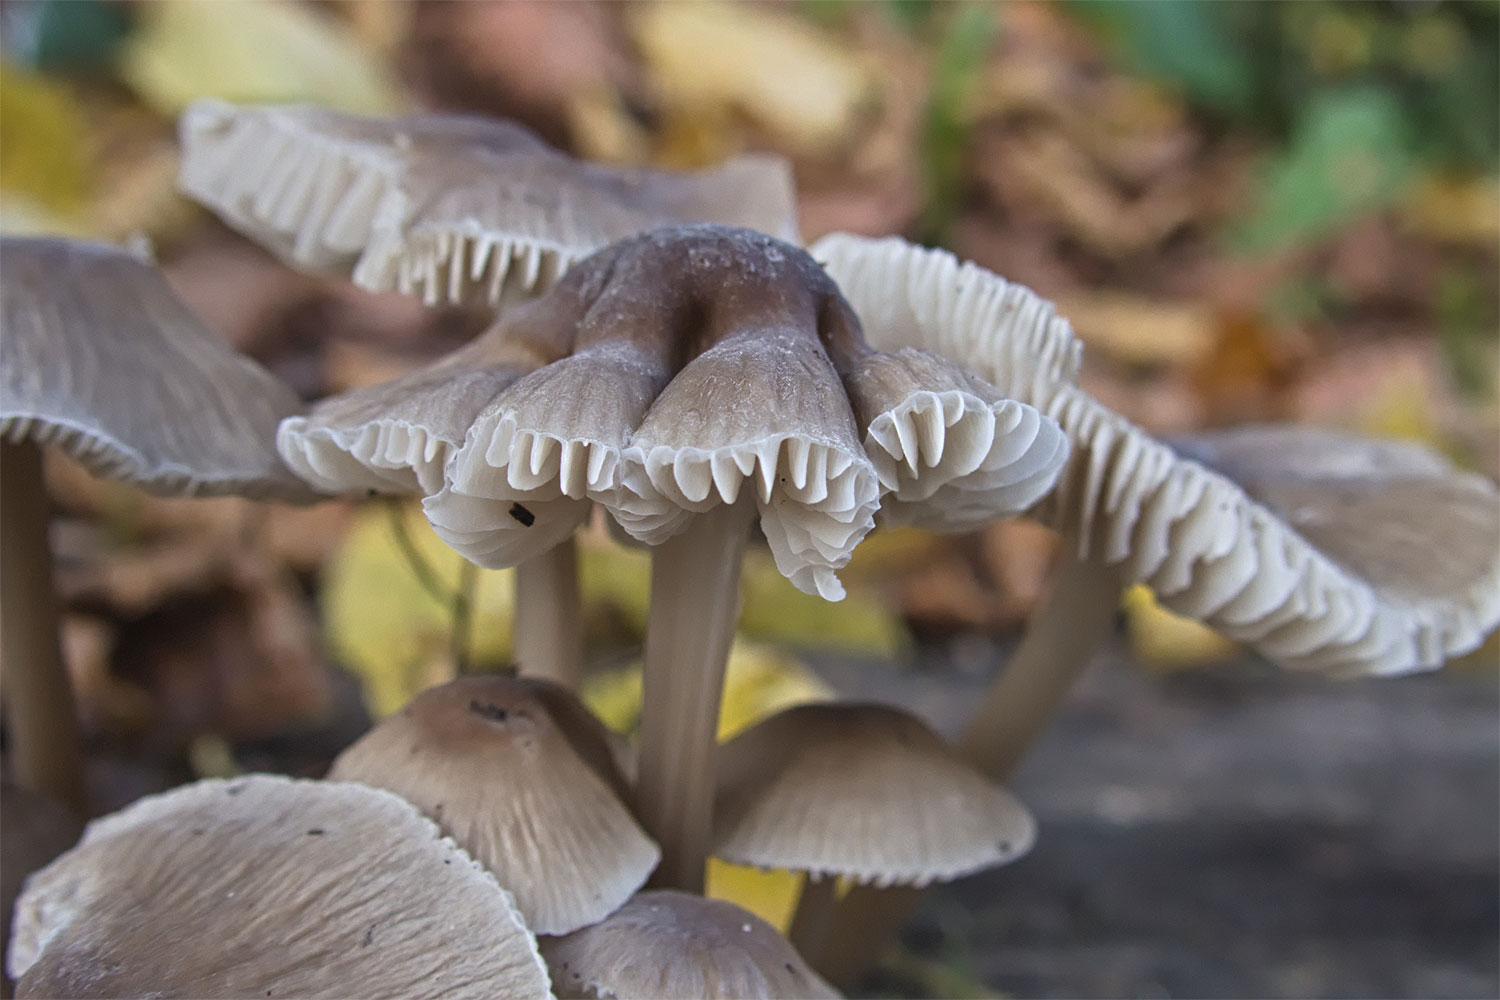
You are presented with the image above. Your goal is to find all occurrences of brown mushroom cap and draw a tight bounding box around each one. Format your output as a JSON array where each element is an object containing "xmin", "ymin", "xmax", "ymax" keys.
[
  {"xmin": 713, "ymin": 702, "xmax": 1035, "ymax": 886},
  {"xmin": 419, "ymin": 225, "xmax": 1066, "ymax": 599},
  {"xmin": 814, "ymin": 231, "xmax": 1500, "ymax": 674},
  {"xmin": 6, "ymin": 775, "xmax": 551, "ymax": 999},
  {"xmin": 327, "ymin": 674, "xmax": 659, "ymax": 935},
  {"xmin": 0, "ymin": 237, "xmax": 314, "ymax": 501},
  {"xmin": 540, "ymin": 890, "xmax": 838, "ymax": 1000},
  {"xmin": 178, "ymin": 100, "xmax": 799, "ymax": 308}
]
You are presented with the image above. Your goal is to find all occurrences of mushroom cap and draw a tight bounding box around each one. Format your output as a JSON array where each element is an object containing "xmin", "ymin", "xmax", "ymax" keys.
[
  {"xmin": 0, "ymin": 237, "xmax": 315, "ymax": 501},
  {"xmin": 713, "ymin": 702, "xmax": 1035, "ymax": 887},
  {"xmin": 1166, "ymin": 424, "xmax": 1500, "ymax": 672},
  {"xmin": 6, "ymin": 774, "xmax": 551, "ymax": 1000},
  {"xmin": 178, "ymin": 99, "xmax": 800, "ymax": 307},
  {"xmin": 1, "ymin": 783, "xmax": 82, "ymax": 992},
  {"xmin": 539, "ymin": 890, "xmax": 838, "ymax": 1000},
  {"xmin": 419, "ymin": 225, "xmax": 1066, "ymax": 600},
  {"xmin": 813, "ymin": 231, "xmax": 1500, "ymax": 675},
  {"xmin": 327, "ymin": 674, "xmax": 660, "ymax": 936}
]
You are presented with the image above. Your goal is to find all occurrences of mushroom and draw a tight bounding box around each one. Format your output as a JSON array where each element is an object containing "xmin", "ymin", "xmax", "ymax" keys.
[
  {"xmin": 179, "ymin": 99, "xmax": 800, "ymax": 685},
  {"xmin": 1, "ymin": 782, "xmax": 82, "ymax": 997},
  {"xmin": 539, "ymin": 890, "xmax": 838, "ymax": 1000},
  {"xmin": 808, "ymin": 230, "xmax": 1500, "ymax": 985},
  {"xmin": 177, "ymin": 99, "xmax": 799, "ymax": 307},
  {"xmin": 0, "ymin": 236, "xmax": 315, "ymax": 811},
  {"xmin": 412, "ymin": 224, "xmax": 1066, "ymax": 892},
  {"xmin": 813, "ymin": 232, "xmax": 1500, "ymax": 765},
  {"xmin": 326, "ymin": 673, "xmax": 659, "ymax": 936},
  {"xmin": 6, "ymin": 774, "xmax": 551, "ymax": 999},
  {"xmin": 713, "ymin": 702, "xmax": 1035, "ymax": 957}
]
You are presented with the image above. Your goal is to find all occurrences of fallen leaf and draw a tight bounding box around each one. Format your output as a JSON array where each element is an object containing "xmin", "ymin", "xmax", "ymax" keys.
[
  {"xmin": 0, "ymin": 63, "xmax": 93, "ymax": 228},
  {"xmin": 1055, "ymin": 292, "xmax": 1217, "ymax": 369},
  {"xmin": 1122, "ymin": 583, "xmax": 1238, "ymax": 670},
  {"xmin": 580, "ymin": 640, "xmax": 833, "ymax": 741},
  {"xmin": 120, "ymin": 0, "xmax": 402, "ymax": 117},
  {"xmin": 321, "ymin": 501, "xmax": 515, "ymax": 718},
  {"xmin": 631, "ymin": 0, "xmax": 875, "ymax": 158}
]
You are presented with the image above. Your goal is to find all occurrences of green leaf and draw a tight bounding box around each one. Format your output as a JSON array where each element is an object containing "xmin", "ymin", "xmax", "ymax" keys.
[
  {"xmin": 1068, "ymin": 0, "xmax": 1259, "ymax": 114},
  {"xmin": 918, "ymin": 3, "xmax": 995, "ymax": 243},
  {"xmin": 1232, "ymin": 86, "xmax": 1415, "ymax": 254}
]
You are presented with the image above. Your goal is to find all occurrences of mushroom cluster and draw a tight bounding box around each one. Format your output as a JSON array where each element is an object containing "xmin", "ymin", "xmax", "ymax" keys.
[
  {"xmin": 7, "ymin": 90, "xmax": 1495, "ymax": 997},
  {"xmin": 8, "ymin": 675, "xmax": 1035, "ymax": 998}
]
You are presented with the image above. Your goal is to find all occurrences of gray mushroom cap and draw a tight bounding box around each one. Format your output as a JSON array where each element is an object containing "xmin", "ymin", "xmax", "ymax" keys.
[
  {"xmin": 178, "ymin": 99, "xmax": 800, "ymax": 308},
  {"xmin": 713, "ymin": 702, "xmax": 1035, "ymax": 887},
  {"xmin": 540, "ymin": 890, "xmax": 838, "ymax": 1000},
  {"xmin": 6, "ymin": 774, "xmax": 551, "ymax": 1000},
  {"xmin": 814, "ymin": 231, "xmax": 1500, "ymax": 675},
  {"xmin": 327, "ymin": 675, "xmax": 660, "ymax": 936},
  {"xmin": 0, "ymin": 237, "xmax": 315, "ymax": 502}
]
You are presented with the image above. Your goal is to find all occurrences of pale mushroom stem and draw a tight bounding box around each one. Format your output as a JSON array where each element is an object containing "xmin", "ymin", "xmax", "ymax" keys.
[
  {"xmin": 956, "ymin": 550, "xmax": 1125, "ymax": 777},
  {"xmin": 637, "ymin": 501, "xmax": 752, "ymax": 892},
  {"xmin": 512, "ymin": 537, "xmax": 583, "ymax": 687},
  {"xmin": 0, "ymin": 440, "xmax": 87, "ymax": 813},
  {"xmin": 789, "ymin": 874, "xmax": 840, "ymax": 960},
  {"xmin": 813, "ymin": 550, "xmax": 1125, "ymax": 988}
]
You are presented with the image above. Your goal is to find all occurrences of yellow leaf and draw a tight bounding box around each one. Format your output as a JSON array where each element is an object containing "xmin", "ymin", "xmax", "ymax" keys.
[
  {"xmin": 1054, "ymin": 292, "xmax": 1217, "ymax": 369},
  {"xmin": 706, "ymin": 860, "xmax": 803, "ymax": 932},
  {"xmin": 578, "ymin": 531, "xmax": 909, "ymax": 659},
  {"xmin": 1122, "ymin": 584, "xmax": 1238, "ymax": 670},
  {"xmin": 738, "ymin": 549, "xmax": 909, "ymax": 660},
  {"xmin": 580, "ymin": 641, "xmax": 833, "ymax": 741},
  {"xmin": 0, "ymin": 63, "xmax": 92, "ymax": 226},
  {"xmin": 120, "ymin": 0, "xmax": 401, "ymax": 117},
  {"xmin": 631, "ymin": 0, "xmax": 873, "ymax": 158},
  {"xmin": 321, "ymin": 502, "xmax": 514, "ymax": 718}
]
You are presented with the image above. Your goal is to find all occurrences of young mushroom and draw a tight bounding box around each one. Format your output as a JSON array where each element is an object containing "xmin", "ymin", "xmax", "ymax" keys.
[
  {"xmin": 327, "ymin": 673, "xmax": 659, "ymax": 936},
  {"xmin": 180, "ymin": 99, "xmax": 800, "ymax": 686},
  {"xmin": 0, "ymin": 236, "xmax": 315, "ymax": 812},
  {"xmin": 713, "ymin": 702, "xmax": 1035, "ymax": 959},
  {"xmin": 6, "ymin": 774, "xmax": 551, "ymax": 999},
  {"xmin": 540, "ymin": 890, "xmax": 838, "ymax": 1000},
  {"xmin": 412, "ymin": 224, "xmax": 1065, "ymax": 891},
  {"xmin": 809, "ymin": 230, "xmax": 1500, "ymax": 985}
]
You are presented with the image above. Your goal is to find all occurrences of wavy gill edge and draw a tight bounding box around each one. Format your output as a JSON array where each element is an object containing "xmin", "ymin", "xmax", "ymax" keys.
[
  {"xmin": 607, "ymin": 435, "xmax": 881, "ymax": 601},
  {"xmin": 810, "ymin": 232, "xmax": 1083, "ymax": 402},
  {"xmin": 178, "ymin": 100, "xmax": 403, "ymax": 271},
  {"xmin": 1046, "ymin": 387, "xmax": 1500, "ymax": 676}
]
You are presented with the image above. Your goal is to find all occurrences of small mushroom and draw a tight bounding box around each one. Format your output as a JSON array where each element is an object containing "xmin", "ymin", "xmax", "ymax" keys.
[
  {"xmin": 539, "ymin": 890, "xmax": 838, "ymax": 1000},
  {"xmin": 327, "ymin": 674, "xmax": 659, "ymax": 936},
  {"xmin": 178, "ymin": 99, "xmax": 799, "ymax": 308},
  {"xmin": 0, "ymin": 236, "xmax": 315, "ymax": 811},
  {"xmin": 6, "ymin": 774, "xmax": 551, "ymax": 999},
  {"xmin": 713, "ymin": 702, "xmax": 1034, "ymax": 956}
]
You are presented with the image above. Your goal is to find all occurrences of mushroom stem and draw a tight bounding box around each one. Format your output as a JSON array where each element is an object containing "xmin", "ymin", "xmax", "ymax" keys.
[
  {"xmin": 956, "ymin": 550, "xmax": 1124, "ymax": 778},
  {"xmin": 637, "ymin": 501, "xmax": 751, "ymax": 892},
  {"xmin": 0, "ymin": 440, "xmax": 86, "ymax": 813},
  {"xmin": 512, "ymin": 537, "xmax": 582, "ymax": 687},
  {"xmin": 813, "ymin": 550, "xmax": 1124, "ymax": 988},
  {"xmin": 789, "ymin": 874, "xmax": 840, "ymax": 960}
]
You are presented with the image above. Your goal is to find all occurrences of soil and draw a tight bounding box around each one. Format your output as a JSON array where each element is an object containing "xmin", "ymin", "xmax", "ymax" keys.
[{"xmin": 811, "ymin": 647, "xmax": 1500, "ymax": 999}]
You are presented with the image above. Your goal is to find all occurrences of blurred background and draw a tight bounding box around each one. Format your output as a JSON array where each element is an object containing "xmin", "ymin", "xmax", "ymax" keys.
[{"xmin": 1, "ymin": 1, "xmax": 1496, "ymax": 997}]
